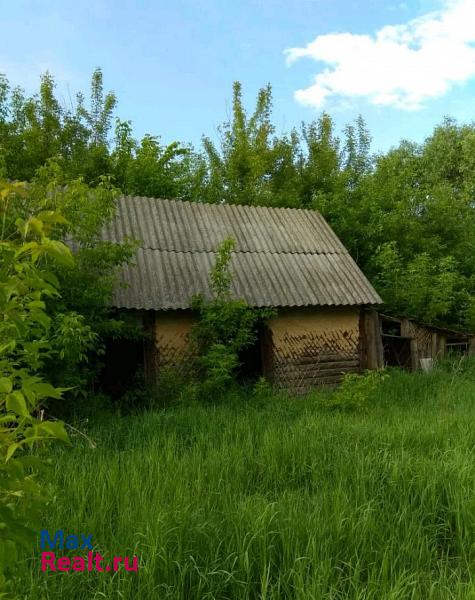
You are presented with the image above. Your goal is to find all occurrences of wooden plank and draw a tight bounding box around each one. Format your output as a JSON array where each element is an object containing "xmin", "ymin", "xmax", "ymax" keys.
[
  {"xmin": 430, "ymin": 332, "xmax": 437, "ymax": 358},
  {"xmin": 364, "ymin": 309, "xmax": 384, "ymax": 369},
  {"xmin": 437, "ymin": 334, "xmax": 446, "ymax": 358},
  {"xmin": 282, "ymin": 354, "xmax": 358, "ymax": 365},
  {"xmin": 410, "ymin": 339, "xmax": 419, "ymax": 371},
  {"xmin": 278, "ymin": 361, "xmax": 359, "ymax": 373}
]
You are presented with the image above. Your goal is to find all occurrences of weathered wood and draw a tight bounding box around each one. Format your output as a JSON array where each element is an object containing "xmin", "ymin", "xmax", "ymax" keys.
[
  {"xmin": 276, "ymin": 368, "xmax": 358, "ymax": 381},
  {"xmin": 410, "ymin": 339, "xmax": 419, "ymax": 371},
  {"xmin": 277, "ymin": 360, "xmax": 359, "ymax": 372},
  {"xmin": 281, "ymin": 355, "xmax": 358, "ymax": 366},
  {"xmin": 431, "ymin": 332, "xmax": 438, "ymax": 358},
  {"xmin": 400, "ymin": 318, "xmax": 411, "ymax": 337},
  {"xmin": 363, "ymin": 309, "xmax": 384, "ymax": 369},
  {"xmin": 266, "ymin": 311, "xmax": 363, "ymax": 390},
  {"xmin": 437, "ymin": 334, "xmax": 446, "ymax": 358}
]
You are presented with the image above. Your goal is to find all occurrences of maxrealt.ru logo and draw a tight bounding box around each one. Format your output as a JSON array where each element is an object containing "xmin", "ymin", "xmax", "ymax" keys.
[{"xmin": 40, "ymin": 530, "xmax": 139, "ymax": 573}]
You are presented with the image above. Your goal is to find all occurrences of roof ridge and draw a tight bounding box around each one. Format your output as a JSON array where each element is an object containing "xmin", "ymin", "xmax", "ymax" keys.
[
  {"xmin": 121, "ymin": 195, "xmax": 325, "ymax": 217},
  {"xmin": 137, "ymin": 246, "xmax": 349, "ymax": 256}
]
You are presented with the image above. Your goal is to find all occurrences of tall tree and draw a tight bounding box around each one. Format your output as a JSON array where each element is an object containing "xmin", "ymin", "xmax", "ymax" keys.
[{"xmin": 200, "ymin": 81, "xmax": 300, "ymax": 206}]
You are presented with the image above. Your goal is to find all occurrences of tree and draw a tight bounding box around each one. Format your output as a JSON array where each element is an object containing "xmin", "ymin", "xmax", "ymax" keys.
[
  {"xmin": 296, "ymin": 113, "xmax": 342, "ymax": 209},
  {"xmin": 111, "ymin": 121, "xmax": 200, "ymax": 199},
  {"xmin": 200, "ymin": 82, "xmax": 300, "ymax": 206}
]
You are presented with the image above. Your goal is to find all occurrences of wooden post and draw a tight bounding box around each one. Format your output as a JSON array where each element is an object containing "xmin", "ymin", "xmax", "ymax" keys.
[
  {"xmin": 374, "ymin": 313, "xmax": 385, "ymax": 368},
  {"xmin": 400, "ymin": 318, "xmax": 411, "ymax": 337},
  {"xmin": 431, "ymin": 333, "xmax": 438, "ymax": 358},
  {"xmin": 362, "ymin": 309, "xmax": 384, "ymax": 370},
  {"xmin": 437, "ymin": 334, "xmax": 446, "ymax": 359},
  {"xmin": 410, "ymin": 339, "xmax": 419, "ymax": 371}
]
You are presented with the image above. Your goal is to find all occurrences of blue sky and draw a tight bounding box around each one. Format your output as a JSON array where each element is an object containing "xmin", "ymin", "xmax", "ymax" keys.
[{"xmin": 2, "ymin": 0, "xmax": 475, "ymax": 153}]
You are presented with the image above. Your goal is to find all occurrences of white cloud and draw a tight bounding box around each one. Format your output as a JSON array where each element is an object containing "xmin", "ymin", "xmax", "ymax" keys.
[{"xmin": 285, "ymin": 0, "xmax": 475, "ymax": 111}]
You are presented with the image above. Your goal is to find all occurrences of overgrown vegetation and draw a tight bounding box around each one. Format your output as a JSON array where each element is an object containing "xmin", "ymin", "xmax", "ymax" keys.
[
  {"xmin": 0, "ymin": 170, "xmax": 131, "ymax": 593},
  {"xmin": 0, "ymin": 162, "xmax": 134, "ymax": 398},
  {"xmin": 190, "ymin": 238, "xmax": 275, "ymax": 401},
  {"xmin": 12, "ymin": 363, "xmax": 475, "ymax": 599},
  {"xmin": 0, "ymin": 182, "xmax": 71, "ymax": 595}
]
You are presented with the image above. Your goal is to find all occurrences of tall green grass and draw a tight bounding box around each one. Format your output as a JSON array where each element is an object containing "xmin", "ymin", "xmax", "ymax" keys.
[{"xmin": 16, "ymin": 364, "xmax": 475, "ymax": 599}]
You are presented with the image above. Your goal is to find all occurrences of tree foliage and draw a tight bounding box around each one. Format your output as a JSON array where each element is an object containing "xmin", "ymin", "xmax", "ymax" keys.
[
  {"xmin": 0, "ymin": 161, "xmax": 135, "ymax": 396},
  {"xmin": 0, "ymin": 68, "xmax": 473, "ymax": 329},
  {"xmin": 0, "ymin": 182, "xmax": 71, "ymax": 594}
]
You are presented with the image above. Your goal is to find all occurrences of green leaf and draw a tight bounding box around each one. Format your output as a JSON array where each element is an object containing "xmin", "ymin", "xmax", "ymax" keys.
[
  {"xmin": 5, "ymin": 391, "xmax": 29, "ymax": 417},
  {"xmin": 25, "ymin": 216, "xmax": 44, "ymax": 236},
  {"xmin": 0, "ymin": 378, "xmax": 12, "ymax": 394},
  {"xmin": 42, "ymin": 240, "xmax": 74, "ymax": 267},
  {"xmin": 32, "ymin": 382, "xmax": 63, "ymax": 400},
  {"xmin": 14, "ymin": 240, "xmax": 39, "ymax": 258},
  {"xmin": 0, "ymin": 415, "xmax": 17, "ymax": 425},
  {"xmin": 5, "ymin": 442, "xmax": 22, "ymax": 462},
  {"xmin": 38, "ymin": 421, "xmax": 70, "ymax": 444},
  {"xmin": 0, "ymin": 341, "xmax": 15, "ymax": 356},
  {"xmin": 36, "ymin": 211, "xmax": 69, "ymax": 225},
  {"xmin": 27, "ymin": 300, "xmax": 45, "ymax": 310}
]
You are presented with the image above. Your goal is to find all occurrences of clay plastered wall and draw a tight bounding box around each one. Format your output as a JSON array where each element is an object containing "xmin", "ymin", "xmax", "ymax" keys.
[
  {"xmin": 154, "ymin": 311, "xmax": 196, "ymax": 369},
  {"xmin": 270, "ymin": 307, "xmax": 359, "ymax": 350},
  {"xmin": 268, "ymin": 307, "xmax": 361, "ymax": 390}
]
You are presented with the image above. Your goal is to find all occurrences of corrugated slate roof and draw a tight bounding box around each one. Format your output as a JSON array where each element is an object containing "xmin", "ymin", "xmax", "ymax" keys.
[{"xmin": 104, "ymin": 196, "xmax": 382, "ymax": 310}]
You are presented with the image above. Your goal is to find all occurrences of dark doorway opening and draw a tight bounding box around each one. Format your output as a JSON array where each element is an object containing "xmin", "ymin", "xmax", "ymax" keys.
[
  {"xmin": 237, "ymin": 325, "xmax": 265, "ymax": 383},
  {"xmin": 100, "ymin": 338, "xmax": 145, "ymax": 400},
  {"xmin": 382, "ymin": 334, "xmax": 412, "ymax": 369}
]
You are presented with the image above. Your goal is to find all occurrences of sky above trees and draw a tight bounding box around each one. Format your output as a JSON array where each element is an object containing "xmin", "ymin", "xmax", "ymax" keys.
[{"xmin": 2, "ymin": 0, "xmax": 475, "ymax": 153}]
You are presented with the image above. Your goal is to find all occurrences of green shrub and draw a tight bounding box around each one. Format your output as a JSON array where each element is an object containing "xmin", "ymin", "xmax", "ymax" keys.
[
  {"xmin": 252, "ymin": 376, "xmax": 274, "ymax": 403},
  {"xmin": 0, "ymin": 181, "xmax": 70, "ymax": 595},
  {"xmin": 191, "ymin": 238, "xmax": 275, "ymax": 401},
  {"xmin": 323, "ymin": 369, "xmax": 388, "ymax": 412}
]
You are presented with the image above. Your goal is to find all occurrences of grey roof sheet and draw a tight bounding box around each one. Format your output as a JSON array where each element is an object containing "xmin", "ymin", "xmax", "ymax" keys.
[{"xmin": 105, "ymin": 196, "xmax": 382, "ymax": 310}]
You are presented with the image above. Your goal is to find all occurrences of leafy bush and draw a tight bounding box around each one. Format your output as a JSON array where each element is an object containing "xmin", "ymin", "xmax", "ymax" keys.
[
  {"xmin": 322, "ymin": 369, "xmax": 388, "ymax": 412},
  {"xmin": 1, "ymin": 160, "xmax": 137, "ymax": 401},
  {"xmin": 0, "ymin": 182, "xmax": 70, "ymax": 595},
  {"xmin": 190, "ymin": 238, "xmax": 275, "ymax": 401}
]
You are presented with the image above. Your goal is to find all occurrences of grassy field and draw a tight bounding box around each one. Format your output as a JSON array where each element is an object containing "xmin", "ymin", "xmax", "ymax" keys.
[{"xmin": 15, "ymin": 363, "xmax": 475, "ymax": 599}]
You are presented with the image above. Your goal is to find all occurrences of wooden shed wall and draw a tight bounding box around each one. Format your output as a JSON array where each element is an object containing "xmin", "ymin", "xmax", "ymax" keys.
[
  {"xmin": 266, "ymin": 307, "xmax": 362, "ymax": 391},
  {"xmin": 378, "ymin": 314, "xmax": 473, "ymax": 371},
  {"xmin": 143, "ymin": 306, "xmax": 366, "ymax": 390}
]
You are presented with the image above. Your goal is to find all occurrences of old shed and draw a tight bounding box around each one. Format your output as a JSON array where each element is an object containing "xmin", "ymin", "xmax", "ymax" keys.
[
  {"xmin": 101, "ymin": 196, "xmax": 383, "ymax": 392},
  {"xmin": 379, "ymin": 314, "xmax": 475, "ymax": 371}
]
